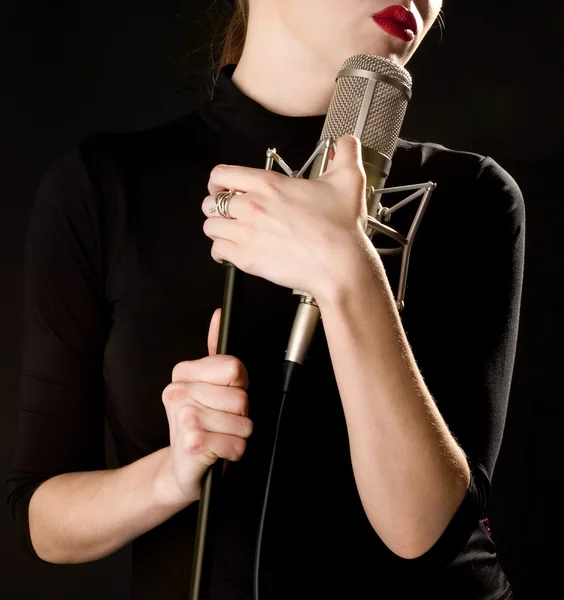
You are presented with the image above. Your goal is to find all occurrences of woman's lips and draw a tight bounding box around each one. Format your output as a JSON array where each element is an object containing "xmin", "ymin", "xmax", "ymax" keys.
[{"xmin": 372, "ymin": 5, "xmax": 418, "ymax": 42}]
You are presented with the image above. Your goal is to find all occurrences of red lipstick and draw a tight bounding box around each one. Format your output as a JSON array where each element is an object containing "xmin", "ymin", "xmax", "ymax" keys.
[{"xmin": 372, "ymin": 5, "xmax": 418, "ymax": 42}]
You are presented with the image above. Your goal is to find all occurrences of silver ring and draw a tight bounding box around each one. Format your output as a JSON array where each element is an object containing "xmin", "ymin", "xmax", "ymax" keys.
[{"xmin": 211, "ymin": 189, "xmax": 242, "ymax": 219}]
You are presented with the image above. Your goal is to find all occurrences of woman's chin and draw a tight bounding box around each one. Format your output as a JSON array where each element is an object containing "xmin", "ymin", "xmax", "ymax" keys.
[{"xmin": 355, "ymin": 39, "xmax": 413, "ymax": 64}]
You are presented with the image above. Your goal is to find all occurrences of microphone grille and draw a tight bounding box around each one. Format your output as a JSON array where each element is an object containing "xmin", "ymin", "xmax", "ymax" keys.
[{"xmin": 321, "ymin": 55, "xmax": 412, "ymax": 160}]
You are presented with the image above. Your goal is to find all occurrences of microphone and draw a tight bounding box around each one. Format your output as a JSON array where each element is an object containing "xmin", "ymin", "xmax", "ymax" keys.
[
  {"xmin": 321, "ymin": 54, "xmax": 412, "ymax": 232},
  {"xmin": 283, "ymin": 54, "xmax": 413, "ymax": 375}
]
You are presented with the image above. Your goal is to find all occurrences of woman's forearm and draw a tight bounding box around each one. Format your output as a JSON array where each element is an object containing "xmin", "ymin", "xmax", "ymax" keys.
[
  {"xmin": 28, "ymin": 445, "xmax": 191, "ymax": 564},
  {"xmin": 316, "ymin": 236, "xmax": 470, "ymax": 560}
]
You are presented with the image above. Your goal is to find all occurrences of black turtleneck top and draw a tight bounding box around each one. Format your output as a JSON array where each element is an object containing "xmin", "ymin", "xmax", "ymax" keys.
[{"xmin": 6, "ymin": 64, "xmax": 524, "ymax": 599}]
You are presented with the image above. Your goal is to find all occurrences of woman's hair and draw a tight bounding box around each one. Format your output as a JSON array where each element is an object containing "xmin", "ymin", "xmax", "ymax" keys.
[{"xmin": 209, "ymin": 0, "xmax": 249, "ymax": 91}]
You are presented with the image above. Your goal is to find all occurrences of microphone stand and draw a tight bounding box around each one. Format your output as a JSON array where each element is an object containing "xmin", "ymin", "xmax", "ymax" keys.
[
  {"xmin": 188, "ymin": 262, "xmax": 242, "ymax": 600},
  {"xmin": 187, "ymin": 141, "xmax": 318, "ymax": 600}
]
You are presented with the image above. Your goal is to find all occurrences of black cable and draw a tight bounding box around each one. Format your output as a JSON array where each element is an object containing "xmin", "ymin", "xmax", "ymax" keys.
[{"xmin": 253, "ymin": 360, "xmax": 304, "ymax": 600}]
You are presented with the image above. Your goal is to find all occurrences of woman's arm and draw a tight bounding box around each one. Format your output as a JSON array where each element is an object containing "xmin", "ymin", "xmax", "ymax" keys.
[
  {"xmin": 316, "ymin": 239, "xmax": 470, "ymax": 560},
  {"xmin": 29, "ymin": 446, "xmax": 191, "ymax": 564},
  {"xmin": 315, "ymin": 156, "xmax": 525, "ymax": 561}
]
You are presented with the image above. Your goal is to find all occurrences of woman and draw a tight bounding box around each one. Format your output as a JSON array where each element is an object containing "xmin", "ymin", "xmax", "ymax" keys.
[{"xmin": 6, "ymin": 1, "xmax": 524, "ymax": 599}]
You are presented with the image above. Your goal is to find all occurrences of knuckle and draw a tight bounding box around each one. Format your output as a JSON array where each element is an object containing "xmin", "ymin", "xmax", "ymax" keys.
[
  {"xmin": 162, "ymin": 386, "xmax": 170, "ymax": 405},
  {"xmin": 259, "ymin": 171, "xmax": 280, "ymax": 193},
  {"xmin": 224, "ymin": 355, "xmax": 246, "ymax": 381},
  {"xmin": 241, "ymin": 417, "xmax": 254, "ymax": 438},
  {"xmin": 243, "ymin": 196, "xmax": 266, "ymax": 216},
  {"xmin": 184, "ymin": 430, "xmax": 206, "ymax": 453},
  {"xmin": 162, "ymin": 382, "xmax": 181, "ymax": 405},
  {"xmin": 171, "ymin": 361, "xmax": 189, "ymax": 383},
  {"xmin": 210, "ymin": 245, "xmax": 220, "ymax": 263},
  {"xmin": 180, "ymin": 406, "xmax": 201, "ymax": 431},
  {"xmin": 231, "ymin": 438, "xmax": 247, "ymax": 460},
  {"xmin": 210, "ymin": 164, "xmax": 223, "ymax": 179},
  {"xmin": 231, "ymin": 388, "xmax": 248, "ymax": 415}
]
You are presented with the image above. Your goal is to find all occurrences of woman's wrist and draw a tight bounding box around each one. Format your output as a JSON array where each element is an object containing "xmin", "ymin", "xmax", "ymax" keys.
[
  {"xmin": 151, "ymin": 446, "xmax": 198, "ymax": 509},
  {"xmin": 314, "ymin": 226, "xmax": 381, "ymax": 309}
]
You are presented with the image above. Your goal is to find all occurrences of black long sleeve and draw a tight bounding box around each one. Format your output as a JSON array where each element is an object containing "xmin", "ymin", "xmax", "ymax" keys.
[
  {"xmin": 5, "ymin": 146, "xmax": 110, "ymax": 564},
  {"xmin": 378, "ymin": 150, "xmax": 526, "ymax": 572},
  {"xmin": 5, "ymin": 64, "xmax": 524, "ymax": 599}
]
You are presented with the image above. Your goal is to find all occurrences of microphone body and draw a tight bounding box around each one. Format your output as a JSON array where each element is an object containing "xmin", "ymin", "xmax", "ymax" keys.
[{"xmin": 319, "ymin": 54, "xmax": 412, "ymax": 235}]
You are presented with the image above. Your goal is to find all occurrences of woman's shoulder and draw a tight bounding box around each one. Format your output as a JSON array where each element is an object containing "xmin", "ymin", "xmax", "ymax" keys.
[
  {"xmin": 34, "ymin": 107, "xmax": 206, "ymax": 221},
  {"xmin": 35, "ymin": 106, "xmax": 207, "ymax": 205},
  {"xmin": 396, "ymin": 137, "xmax": 522, "ymax": 195},
  {"xmin": 395, "ymin": 138, "xmax": 525, "ymax": 239},
  {"xmin": 77, "ymin": 107, "xmax": 206, "ymax": 169}
]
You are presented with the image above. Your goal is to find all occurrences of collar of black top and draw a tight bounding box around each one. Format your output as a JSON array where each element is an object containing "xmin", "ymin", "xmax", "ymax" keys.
[{"xmin": 197, "ymin": 63, "xmax": 328, "ymax": 154}]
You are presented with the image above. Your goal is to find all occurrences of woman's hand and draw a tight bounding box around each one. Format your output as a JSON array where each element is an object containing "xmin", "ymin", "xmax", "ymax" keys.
[
  {"xmin": 155, "ymin": 308, "xmax": 253, "ymax": 506},
  {"xmin": 201, "ymin": 134, "xmax": 370, "ymax": 302}
]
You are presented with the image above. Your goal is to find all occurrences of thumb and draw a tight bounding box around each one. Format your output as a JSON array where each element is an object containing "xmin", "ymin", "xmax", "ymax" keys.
[
  {"xmin": 208, "ymin": 306, "xmax": 228, "ymax": 478},
  {"xmin": 207, "ymin": 308, "xmax": 221, "ymax": 356},
  {"xmin": 325, "ymin": 133, "xmax": 363, "ymax": 173}
]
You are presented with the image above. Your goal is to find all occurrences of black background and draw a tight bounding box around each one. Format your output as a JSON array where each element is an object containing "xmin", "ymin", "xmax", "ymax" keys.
[{"xmin": 1, "ymin": 1, "xmax": 561, "ymax": 598}]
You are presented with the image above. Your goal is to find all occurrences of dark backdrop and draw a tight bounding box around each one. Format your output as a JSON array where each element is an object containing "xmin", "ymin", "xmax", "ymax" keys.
[{"xmin": 1, "ymin": 1, "xmax": 561, "ymax": 598}]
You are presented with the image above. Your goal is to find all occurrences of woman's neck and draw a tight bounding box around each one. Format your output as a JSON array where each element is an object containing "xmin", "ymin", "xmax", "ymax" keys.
[{"xmin": 230, "ymin": 9, "xmax": 337, "ymax": 119}]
